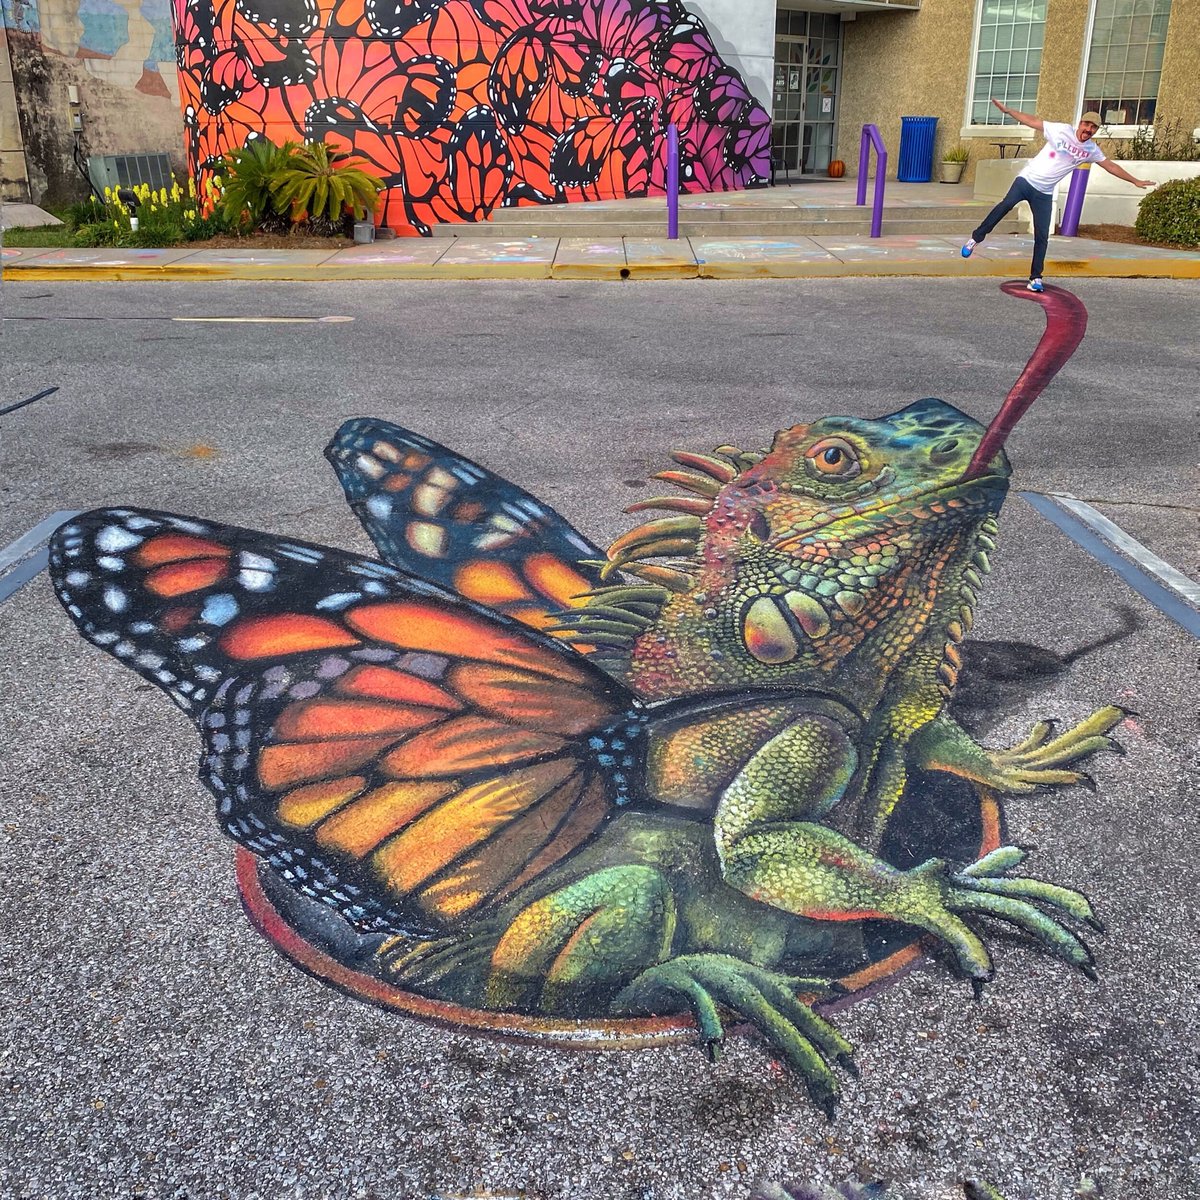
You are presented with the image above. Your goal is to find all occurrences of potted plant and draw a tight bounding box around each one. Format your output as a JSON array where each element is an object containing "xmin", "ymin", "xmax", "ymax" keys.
[{"xmin": 940, "ymin": 144, "xmax": 970, "ymax": 184}]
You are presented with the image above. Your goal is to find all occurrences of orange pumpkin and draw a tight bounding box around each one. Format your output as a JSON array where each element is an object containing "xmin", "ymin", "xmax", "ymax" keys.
[{"xmin": 828, "ymin": 160, "xmax": 846, "ymax": 178}]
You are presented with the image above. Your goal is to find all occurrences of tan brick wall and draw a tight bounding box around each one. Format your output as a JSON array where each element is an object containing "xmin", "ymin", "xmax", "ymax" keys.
[
  {"xmin": 1156, "ymin": 0, "xmax": 1200, "ymax": 133},
  {"xmin": 836, "ymin": 0, "xmax": 975, "ymax": 177},
  {"xmin": 835, "ymin": 0, "xmax": 1199, "ymax": 186},
  {"xmin": 1036, "ymin": 0, "xmax": 1089, "ymax": 121}
]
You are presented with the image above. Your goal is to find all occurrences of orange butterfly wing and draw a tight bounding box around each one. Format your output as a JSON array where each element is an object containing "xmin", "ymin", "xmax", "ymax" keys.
[{"xmin": 51, "ymin": 509, "xmax": 645, "ymax": 937}]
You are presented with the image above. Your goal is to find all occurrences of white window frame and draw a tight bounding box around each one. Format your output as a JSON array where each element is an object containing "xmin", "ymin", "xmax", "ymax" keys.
[
  {"xmin": 1075, "ymin": 0, "xmax": 1171, "ymax": 139},
  {"xmin": 959, "ymin": 0, "xmax": 1045, "ymax": 141}
]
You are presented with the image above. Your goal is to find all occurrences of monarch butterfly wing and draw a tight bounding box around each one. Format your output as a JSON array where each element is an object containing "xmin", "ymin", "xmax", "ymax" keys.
[
  {"xmin": 326, "ymin": 418, "xmax": 607, "ymax": 630},
  {"xmin": 50, "ymin": 508, "xmax": 638, "ymax": 935}
]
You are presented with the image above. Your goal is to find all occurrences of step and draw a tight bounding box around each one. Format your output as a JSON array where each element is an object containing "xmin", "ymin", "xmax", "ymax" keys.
[
  {"xmin": 484, "ymin": 202, "xmax": 1004, "ymax": 226},
  {"xmin": 428, "ymin": 217, "xmax": 1021, "ymax": 239}
]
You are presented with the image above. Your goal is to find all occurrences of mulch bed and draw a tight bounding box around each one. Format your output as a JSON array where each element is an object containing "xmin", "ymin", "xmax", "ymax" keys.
[{"xmin": 1075, "ymin": 223, "xmax": 1196, "ymax": 252}]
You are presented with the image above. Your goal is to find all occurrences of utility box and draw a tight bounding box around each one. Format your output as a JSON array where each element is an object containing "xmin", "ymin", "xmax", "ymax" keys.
[
  {"xmin": 88, "ymin": 153, "xmax": 175, "ymax": 193},
  {"xmin": 897, "ymin": 116, "xmax": 938, "ymax": 183}
]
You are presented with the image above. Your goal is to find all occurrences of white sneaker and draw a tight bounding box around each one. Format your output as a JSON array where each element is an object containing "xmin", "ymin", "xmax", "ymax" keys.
[
  {"xmin": 961, "ymin": 238, "xmax": 977, "ymax": 258},
  {"xmin": 1027, "ymin": 277, "xmax": 1045, "ymax": 293}
]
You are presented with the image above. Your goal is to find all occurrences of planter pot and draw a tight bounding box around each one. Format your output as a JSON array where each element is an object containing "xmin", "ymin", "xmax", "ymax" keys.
[{"xmin": 940, "ymin": 161, "xmax": 966, "ymax": 184}]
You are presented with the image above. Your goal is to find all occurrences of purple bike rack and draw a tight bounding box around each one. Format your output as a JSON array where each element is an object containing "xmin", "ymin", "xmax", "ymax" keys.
[
  {"xmin": 667, "ymin": 123, "xmax": 680, "ymax": 240},
  {"xmin": 856, "ymin": 124, "xmax": 887, "ymax": 238},
  {"xmin": 1058, "ymin": 163, "xmax": 1091, "ymax": 237}
]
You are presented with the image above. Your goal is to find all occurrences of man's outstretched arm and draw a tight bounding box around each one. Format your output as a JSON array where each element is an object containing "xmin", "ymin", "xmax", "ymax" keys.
[
  {"xmin": 991, "ymin": 98, "xmax": 1043, "ymax": 131},
  {"xmin": 1097, "ymin": 158, "xmax": 1156, "ymax": 188}
]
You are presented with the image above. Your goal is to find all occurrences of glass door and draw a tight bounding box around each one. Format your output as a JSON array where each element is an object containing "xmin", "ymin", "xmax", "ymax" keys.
[
  {"xmin": 803, "ymin": 12, "xmax": 841, "ymax": 174},
  {"xmin": 773, "ymin": 10, "xmax": 842, "ymax": 176},
  {"xmin": 773, "ymin": 35, "xmax": 807, "ymax": 175}
]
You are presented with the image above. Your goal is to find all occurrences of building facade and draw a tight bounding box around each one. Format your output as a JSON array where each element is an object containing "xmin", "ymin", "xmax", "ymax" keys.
[{"xmin": 3, "ymin": 0, "xmax": 1197, "ymax": 210}]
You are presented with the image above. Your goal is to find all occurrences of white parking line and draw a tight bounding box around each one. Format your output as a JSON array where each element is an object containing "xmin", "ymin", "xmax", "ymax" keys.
[
  {"xmin": 0, "ymin": 511, "xmax": 81, "ymax": 604},
  {"xmin": 1049, "ymin": 494, "xmax": 1200, "ymax": 607}
]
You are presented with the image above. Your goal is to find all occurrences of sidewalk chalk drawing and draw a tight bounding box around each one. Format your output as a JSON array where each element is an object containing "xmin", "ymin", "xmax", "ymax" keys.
[
  {"xmin": 169, "ymin": 0, "xmax": 771, "ymax": 233},
  {"xmin": 50, "ymin": 283, "xmax": 1123, "ymax": 1114}
]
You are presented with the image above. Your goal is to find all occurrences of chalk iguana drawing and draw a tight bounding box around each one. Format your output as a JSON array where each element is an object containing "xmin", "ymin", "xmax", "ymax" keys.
[{"xmin": 50, "ymin": 282, "xmax": 1121, "ymax": 1113}]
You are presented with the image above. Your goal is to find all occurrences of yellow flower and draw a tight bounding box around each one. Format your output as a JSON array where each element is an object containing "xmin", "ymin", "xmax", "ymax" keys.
[
  {"xmin": 185, "ymin": 208, "xmax": 196, "ymax": 220},
  {"xmin": 188, "ymin": 177, "xmax": 196, "ymax": 197},
  {"xmin": 103, "ymin": 185, "xmax": 112, "ymax": 199}
]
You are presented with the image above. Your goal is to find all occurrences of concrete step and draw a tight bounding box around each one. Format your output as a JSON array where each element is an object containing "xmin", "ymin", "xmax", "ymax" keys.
[
  {"xmin": 429, "ymin": 216, "xmax": 1020, "ymax": 239},
  {"xmin": 483, "ymin": 201, "xmax": 1001, "ymax": 226}
]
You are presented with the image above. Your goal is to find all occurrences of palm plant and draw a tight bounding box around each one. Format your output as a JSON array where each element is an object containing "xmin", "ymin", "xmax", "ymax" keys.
[
  {"xmin": 270, "ymin": 141, "xmax": 383, "ymax": 232},
  {"xmin": 218, "ymin": 137, "xmax": 298, "ymax": 231}
]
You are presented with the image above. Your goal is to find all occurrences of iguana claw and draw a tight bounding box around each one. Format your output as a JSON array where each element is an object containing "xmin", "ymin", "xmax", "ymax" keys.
[
  {"xmin": 896, "ymin": 847, "xmax": 1101, "ymax": 986},
  {"xmin": 613, "ymin": 953, "xmax": 853, "ymax": 1115},
  {"xmin": 986, "ymin": 705, "xmax": 1127, "ymax": 793}
]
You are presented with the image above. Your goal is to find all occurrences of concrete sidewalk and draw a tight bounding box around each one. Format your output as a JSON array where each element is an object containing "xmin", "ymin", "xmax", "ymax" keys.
[{"xmin": 3, "ymin": 231, "xmax": 1197, "ymax": 281}]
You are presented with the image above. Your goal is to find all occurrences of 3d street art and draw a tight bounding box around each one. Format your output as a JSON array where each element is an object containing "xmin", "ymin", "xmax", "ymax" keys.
[
  {"xmin": 170, "ymin": 0, "xmax": 773, "ymax": 232},
  {"xmin": 49, "ymin": 282, "xmax": 1124, "ymax": 1115}
]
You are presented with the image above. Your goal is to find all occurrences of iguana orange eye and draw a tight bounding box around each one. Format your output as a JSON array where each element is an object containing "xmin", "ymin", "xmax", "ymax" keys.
[{"xmin": 805, "ymin": 438, "xmax": 862, "ymax": 481}]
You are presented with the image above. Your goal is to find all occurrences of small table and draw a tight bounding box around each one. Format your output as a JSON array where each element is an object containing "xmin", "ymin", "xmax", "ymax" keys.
[{"xmin": 991, "ymin": 142, "xmax": 1025, "ymax": 159}]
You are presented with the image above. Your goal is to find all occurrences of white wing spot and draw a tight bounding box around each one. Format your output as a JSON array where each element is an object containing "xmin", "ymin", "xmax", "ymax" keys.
[
  {"xmin": 103, "ymin": 586, "xmax": 129, "ymax": 613},
  {"xmin": 96, "ymin": 526, "xmax": 143, "ymax": 553}
]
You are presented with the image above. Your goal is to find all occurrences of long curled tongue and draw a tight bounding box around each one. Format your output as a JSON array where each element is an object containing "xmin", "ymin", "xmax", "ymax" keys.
[{"xmin": 962, "ymin": 280, "xmax": 1088, "ymax": 480}]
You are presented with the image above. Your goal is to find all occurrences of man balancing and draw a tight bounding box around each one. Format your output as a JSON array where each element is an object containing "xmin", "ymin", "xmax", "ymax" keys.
[{"xmin": 961, "ymin": 99, "xmax": 1156, "ymax": 292}]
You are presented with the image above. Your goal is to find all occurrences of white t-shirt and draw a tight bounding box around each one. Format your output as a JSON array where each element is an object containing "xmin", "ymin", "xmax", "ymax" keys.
[{"xmin": 1019, "ymin": 122, "xmax": 1106, "ymax": 193}]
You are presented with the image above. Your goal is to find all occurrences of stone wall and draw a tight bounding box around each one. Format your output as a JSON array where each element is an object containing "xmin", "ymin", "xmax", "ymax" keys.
[{"xmin": 1, "ymin": 0, "xmax": 183, "ymax": 205}]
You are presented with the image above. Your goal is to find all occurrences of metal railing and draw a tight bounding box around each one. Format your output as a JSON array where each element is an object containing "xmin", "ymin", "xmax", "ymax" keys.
[
  {"xmin": 857, "ymin": 124, "xmax": 887, "ymax": 238},
  {"xmin": 666, "ymin": 123, "xmax": 680, "ymax": 239}
]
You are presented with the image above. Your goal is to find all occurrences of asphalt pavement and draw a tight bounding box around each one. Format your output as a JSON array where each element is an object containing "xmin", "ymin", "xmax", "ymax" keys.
[{"xmin": 0, "ymin": 278, "xmax": 1196, "ymax": 1200}]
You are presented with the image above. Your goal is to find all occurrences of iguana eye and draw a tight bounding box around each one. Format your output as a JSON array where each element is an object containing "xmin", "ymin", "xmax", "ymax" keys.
[{"xmin": 805, "ymin": 438, "xmax": 862, "ymax": 481}]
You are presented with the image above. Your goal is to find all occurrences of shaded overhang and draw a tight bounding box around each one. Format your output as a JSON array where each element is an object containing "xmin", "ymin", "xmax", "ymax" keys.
[{"xmin": 777, "ymin": 0, "xmax": 919, "ymax": 13}]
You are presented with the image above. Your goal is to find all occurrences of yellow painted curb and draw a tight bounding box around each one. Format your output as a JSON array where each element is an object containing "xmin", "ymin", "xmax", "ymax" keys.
[{"xmin": 5, "ymin": 257, "xmax": 1198, "ymax": 283}]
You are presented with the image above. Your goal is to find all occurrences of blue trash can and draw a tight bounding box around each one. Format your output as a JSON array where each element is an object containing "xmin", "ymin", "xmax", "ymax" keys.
[{"xmin": 898, "ymin": 116, "xmax": 938, "ymax": 183}]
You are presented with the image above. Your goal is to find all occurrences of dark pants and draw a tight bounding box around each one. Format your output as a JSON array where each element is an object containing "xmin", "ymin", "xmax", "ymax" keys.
[{"xmin": 972, "ymin": 176, "xmax": 1053, "ymax": 279}]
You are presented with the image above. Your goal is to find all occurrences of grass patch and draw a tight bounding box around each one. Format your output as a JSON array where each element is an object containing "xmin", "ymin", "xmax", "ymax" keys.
[{"xmin": 3, "ymin": 225, "xmax": 73, "ymax": 247}]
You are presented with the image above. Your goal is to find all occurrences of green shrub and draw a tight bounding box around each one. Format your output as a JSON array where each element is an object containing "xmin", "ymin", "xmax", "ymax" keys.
[
  {"xmin": 1134, "ymin": 176, "xmax": 1200, "ymax": 247},
  {"xmin": 1123, "ymin": 117, "xmax": 1200, "ymax": 162},
  {"xmin": 942, "ymin": 144, "xmax": 970, "ymax": 164},
  {"xmin": 218, "ymin": 138, "xmax": 297, "ymax": 232},
  {"xmin": 270, "ymin": 141, "xmax": 383, "ymax": 231}
]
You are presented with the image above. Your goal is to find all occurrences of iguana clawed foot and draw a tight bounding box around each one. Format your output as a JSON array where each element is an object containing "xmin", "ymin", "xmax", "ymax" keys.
[
  {"xmin": 986, "ymin": 705, "xmax": 1126, "ymax": 794},
  {"xmin": 613, "ymin": 953, "xmax": 852, "ymax": 1117},
  {"xmin": 897, "ymin": 846, "xmax": 1100, "ymax": 992}
]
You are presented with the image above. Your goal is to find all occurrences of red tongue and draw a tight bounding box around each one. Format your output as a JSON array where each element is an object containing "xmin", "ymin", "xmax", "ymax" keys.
[{"xmin": 962, "ymin": 280, "xmax": 1088, "ymax": 480}]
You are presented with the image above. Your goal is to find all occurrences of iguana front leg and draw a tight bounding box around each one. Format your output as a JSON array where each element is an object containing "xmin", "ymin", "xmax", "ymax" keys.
[
  {"xmin": 714, "ymin": 718, "xmax": 1100, "ymax": 991},
  {"xmin": 911, "ymin": 706, "xmax": 1126, "ymax": 794}
]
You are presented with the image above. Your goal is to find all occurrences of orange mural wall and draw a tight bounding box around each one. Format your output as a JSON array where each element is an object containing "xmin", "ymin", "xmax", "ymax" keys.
[{"xmin": 171, "ymin": 0, "xmax": 772, "ymax": 233}]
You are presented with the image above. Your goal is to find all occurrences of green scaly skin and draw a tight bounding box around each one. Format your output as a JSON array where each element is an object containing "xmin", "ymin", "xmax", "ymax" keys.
[{"xmin": 379, "ymin": 400, "xmax": 1123, "ymax": 1115}]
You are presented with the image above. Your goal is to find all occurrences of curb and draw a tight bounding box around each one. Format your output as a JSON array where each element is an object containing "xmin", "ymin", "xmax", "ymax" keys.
[{"xmin": 4, "ymin": 257, "xmax": 1199, "ymax": 283}]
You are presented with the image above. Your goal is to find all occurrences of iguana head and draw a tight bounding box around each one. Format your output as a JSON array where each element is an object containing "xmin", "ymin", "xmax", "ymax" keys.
[
  {"xmin": 556, "ymin": 282, "xmax": 1087, "ymax": 708},
  {"xmin": 589, "ymin": 398, "xmax": 1006, "ymax": 703}
]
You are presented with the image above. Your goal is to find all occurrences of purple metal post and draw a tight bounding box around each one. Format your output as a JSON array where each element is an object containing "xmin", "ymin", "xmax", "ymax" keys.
[
  {"xmin": 667, "ymin": 122, "xmax": 679, "ymax": 240},
  {"xmin": 1059, "ymin": 163, "xmax": 1090, "ymax": 237},
  {"xmin": 856, "ymin": 123, "xmax": 887, "ymax": 238}
]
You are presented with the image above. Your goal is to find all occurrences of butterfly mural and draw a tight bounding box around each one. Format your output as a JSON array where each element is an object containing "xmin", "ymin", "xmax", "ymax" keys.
[
  {"xmin": 170, "ymin": 0, "xmax": 772, "ymax": 233},
  {"xmin": 51, "ymin": 292, "xmax": 1124, "ymax": 1112}
]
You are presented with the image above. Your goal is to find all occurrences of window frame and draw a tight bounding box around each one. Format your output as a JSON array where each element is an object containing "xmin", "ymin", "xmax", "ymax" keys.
[
  {"xmin": 959, "ymin": 0, "xmax": 1048, "ymax": 141},
  {"xmin": 1075, "ymin": 0, "xmax": 1171, "ymax": 138}
]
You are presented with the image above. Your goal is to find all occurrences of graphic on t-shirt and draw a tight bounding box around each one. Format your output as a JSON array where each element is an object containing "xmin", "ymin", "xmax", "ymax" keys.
[{"xmin": 1019, "ymin": 121, "xmax": 1106, "ymax": 193}]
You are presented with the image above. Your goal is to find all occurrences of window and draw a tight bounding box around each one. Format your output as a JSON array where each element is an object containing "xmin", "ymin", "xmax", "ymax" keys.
[
  {"xmin": 1082, "ymin": 0, "xmax": 1171, "ymax": 127},
  {"xmin": 968, "ymin": 0, "xmax": 1048, "ymax": 127}
]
